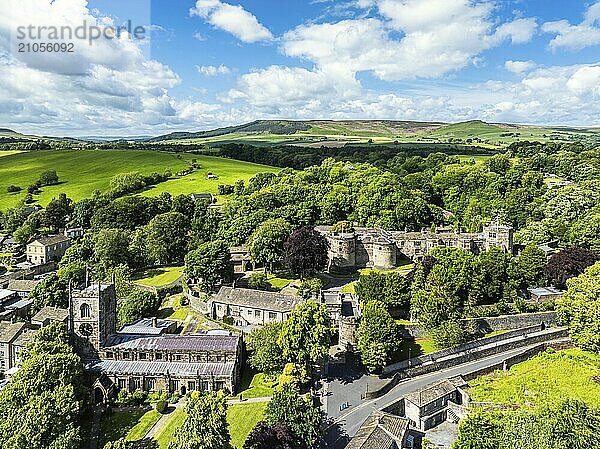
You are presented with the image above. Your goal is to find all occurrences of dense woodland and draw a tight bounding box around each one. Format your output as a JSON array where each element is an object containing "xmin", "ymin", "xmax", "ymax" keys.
[{"xmin": 2, "ymin": 139, "xmax": 600, "ymax": 448}]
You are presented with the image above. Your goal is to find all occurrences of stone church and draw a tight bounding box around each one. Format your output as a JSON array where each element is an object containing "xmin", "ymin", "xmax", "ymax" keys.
[{"xmin": 68, "ymin": 283, "xmax": 242, "ymax": 404}]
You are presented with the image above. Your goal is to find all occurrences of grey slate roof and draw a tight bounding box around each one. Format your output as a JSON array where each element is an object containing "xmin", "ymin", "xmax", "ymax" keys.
[
  {"xmin": 0, "ymin": 321, "xmax": 25, "ymax": 343},
  {"xmin": 30, "ymin": 234, "xmax": 70, "ymax": 246},
  {"xmin": 31, "ymin": 306, "xmax": 69, "ymax": 324},
  {"xmin": 7, "ymin": 279, "xmax": 40, "ymax": 293},
  {"xmin": 3, "ymin": 297, "xmax": 32, "ymax": 311},
  {"xmin": 13, "ymin": 329, "xmax": 36, "ymax": 348},
  {"xmin": 88, "ymin": 360, "xmax": 235, "ymax": 377},
  {"xmin": 0, "ymin": 289, "xmax": 16, "ymax": 302},
  {"xmin": 213, "ymin": 286, "xmax": 303, "ymax": 312},
  {"xmin": 104, "ymin": 334, "xmax": 240, "ymax": 352},
  {"xmin": 346, "ymin": 411, "xmax": 409, "ymax": 449},
  {"xmin": 119, "ymin": 318, "xmax": 176, "ymax": 335},
  {"xmin": 404, "ymin": 379, "xmax": 459, "ymax": 408}
]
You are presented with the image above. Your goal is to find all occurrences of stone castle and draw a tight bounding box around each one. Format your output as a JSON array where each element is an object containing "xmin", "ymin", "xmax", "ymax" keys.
[{"xmin": 316, "ymin": 221, "xmax": 513, "ymax": 272}]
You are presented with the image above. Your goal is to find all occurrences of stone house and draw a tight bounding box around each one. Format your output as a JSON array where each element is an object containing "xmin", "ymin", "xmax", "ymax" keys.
[
  {"xmin": 403, "ymin": 376, "xmax": 469, "ymax": 431},
  {"xmin": 210, "ymin": 286, "xmax": 303, "ymax": 326},
  {"xmin": 190, "ymin": 193, "xmax": 215, "ymax": 202},
  {"xmin": 31, "ymin": 306, "xmax": 69, "ymax": 327},
  {"xmin": 347, "ymin": 411, "xmax": 411, "ymax": 449},
  {"xmin": 0, "ymin": 321, "xmax": 27, "ymax": 372},
  {"xmin": 7, "ymin": 279, "xmax": 40, "ymax": 298},
  {"xmin": 26, "ymin": 235, "xmax": 70, "ymax": 265}
]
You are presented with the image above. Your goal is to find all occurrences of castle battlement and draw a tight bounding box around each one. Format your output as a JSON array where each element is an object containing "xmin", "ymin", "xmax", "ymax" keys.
[{"xmin": 316, "ymin": 221, "xmax": 513, "ymax": 273}]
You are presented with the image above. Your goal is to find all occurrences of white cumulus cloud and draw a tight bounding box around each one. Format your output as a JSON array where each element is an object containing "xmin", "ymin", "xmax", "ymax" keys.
[
  {"xmin": 543, "ymin": 1, "xmax": 600, "ymax": 50},
  {"xmin": 505, "ymin": 60, "xmax": 537, "ymax": 74},
  {"xmin": 190, "ymin": 0, "xmax": 273, "ymax": 43},
  {"xmin": 197, "ymin": 64, "xmax": 231, "ymax": 76}
]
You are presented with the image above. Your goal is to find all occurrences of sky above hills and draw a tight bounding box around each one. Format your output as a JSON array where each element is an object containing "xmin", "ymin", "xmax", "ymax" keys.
[{"xmin": 1, "ymin": 0, "xmax": 600, "ymax": 136}]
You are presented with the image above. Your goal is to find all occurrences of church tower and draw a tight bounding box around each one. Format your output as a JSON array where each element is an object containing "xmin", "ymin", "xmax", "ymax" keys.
[{"xmin": 69, "ymin": 282, "xmax": 117, "ymax": 360}]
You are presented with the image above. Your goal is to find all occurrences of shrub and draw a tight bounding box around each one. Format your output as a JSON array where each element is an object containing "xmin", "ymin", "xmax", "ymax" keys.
[
  {"xmin": 248, "ymin": 272, "xmax": 268, "ymax": 290},
  {"xmin": 155, "ymin": 400, "xmax": 168, "ymax": 414},
  {"xmin": 6, "ymin": 185, "xmax": 21, "ymax": 193}
]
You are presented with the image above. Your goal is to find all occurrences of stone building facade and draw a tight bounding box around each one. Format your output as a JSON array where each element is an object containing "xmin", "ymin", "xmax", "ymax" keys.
[
  {"xmin": 26, "ymin": 234, "xmax": 71, "ymax": 265},
  {"xmin": 317, "ymin": 221, "xmax": 513, "ymax": 272},
  {"xmin": 66, "ymin": 282, "xmax": 242, "ymax": 402}
]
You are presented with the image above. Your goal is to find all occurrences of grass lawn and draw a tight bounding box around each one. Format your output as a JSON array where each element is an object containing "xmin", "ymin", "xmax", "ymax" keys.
[
  {"xmin": 155, "ymin": 407, "xmax": 187, "ymax": 449},
  {"xmin": 158, "ymin": 295, "xmax": 189, "ymax": 322},
  {"xmin": 227, "ymin": 402, "xmax": 268, "ymax": 449},
  {"xmin": 0, "ymin": 150, "xmax": 22, "ymax": 158},
  {"xmin": 392, "ymin": 338, "xmax": 437, "ymax": 362},
  {"xmin": 154, "ymin": 402, "xmax": 267, "ymax": 449},
  {"xmin": 99, "ymin": 409, "xmax": 160, "ymax": 447},
  {"xmin": 236, "ymin": 369, "xmax": 276, "ymax": 399},
  {"xmin": 266, "ymin": 273, "xmax": 297, "ymax": 289},
  {"xmin": 139, "ymin": 155, "xmax": 278, "ymax": 200},
  {"xmin": 0, "ymin": 149, "xmax": 277, "ymax": 210},
  {"xmin": 468, "ymin": 349, "xmax": 600, "ymax": 407},
  {"xmin": 127, "ymin": 410, "xmax": 162, "ymax": 441},
  {"xmin": 134, "ymin": 266, "xmax": 184, "ymax": 287}
]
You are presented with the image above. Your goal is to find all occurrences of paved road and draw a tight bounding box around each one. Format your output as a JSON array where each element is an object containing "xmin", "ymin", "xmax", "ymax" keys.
[{"xmin": 323, "ymin": 341, "xmax": 554, "ymax": 449}]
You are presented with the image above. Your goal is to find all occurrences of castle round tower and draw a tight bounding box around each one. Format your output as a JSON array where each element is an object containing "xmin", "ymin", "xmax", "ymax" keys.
[
  {"xmin": 372, "ymin": 239, "xmax": 397, "ymax": 270},
  {"xmin": 328, "ymin": 233, "xmax": 357, "ymax": 272}
]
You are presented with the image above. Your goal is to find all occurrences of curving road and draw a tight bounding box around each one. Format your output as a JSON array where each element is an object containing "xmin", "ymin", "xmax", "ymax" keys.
[{"xmin": 323, "ymin": 341, "xmax": 561, "ymax": 449}]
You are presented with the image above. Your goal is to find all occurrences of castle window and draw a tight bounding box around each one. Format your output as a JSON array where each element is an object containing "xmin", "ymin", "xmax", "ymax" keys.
[
  {"xmin": 155, "ymin": 353, "xmax": 163, "ymax": 360},
  {"xmin": 80, "ymin": 303, "xmax": 91, "ymax": 318},
  {"xmin": 139, "ymin": 353, "xmax": 147, "ymax": 360}
]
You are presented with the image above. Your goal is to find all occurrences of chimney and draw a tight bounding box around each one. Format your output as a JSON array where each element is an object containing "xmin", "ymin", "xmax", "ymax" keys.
[{"xmin": 152, "ymin": 317, "xmax": 157, "ymax": 328}]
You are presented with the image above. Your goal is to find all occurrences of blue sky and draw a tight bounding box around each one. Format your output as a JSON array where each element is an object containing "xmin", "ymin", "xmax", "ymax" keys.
[{"xmin": 2, "ymin": 0, "xmax": 600, "ymax": 135}]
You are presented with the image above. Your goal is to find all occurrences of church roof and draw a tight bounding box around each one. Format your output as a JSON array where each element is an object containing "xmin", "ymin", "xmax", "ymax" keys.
[
  {"xmin": 212, "ymin": 286, "xmax": 302, "ymax": 312},
  {"xmin": 103, "ymin": 334, "xmax": 240, "ymax": 352},
  {"xmin": 88, "ymin": 360, "xmax": 235, "ymax": 377}
]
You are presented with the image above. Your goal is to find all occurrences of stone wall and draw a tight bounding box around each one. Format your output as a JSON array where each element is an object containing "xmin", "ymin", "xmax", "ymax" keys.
[{"xmin": 398, "ymin": 311, "xmax": 558, "ymax": 339}]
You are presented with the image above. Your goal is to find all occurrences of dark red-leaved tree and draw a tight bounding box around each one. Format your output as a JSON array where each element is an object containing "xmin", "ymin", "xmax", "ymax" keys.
[
  {"xmin": 243, "ymin": 421, "xmax": 298, "ymax": 449},
  {"xmin": 283, "ymin": 226, "xmax": 329, "ymax": 279},
  {"xmin": 546, "ymin": 247, "xmax": 599, "ymax": 289}
]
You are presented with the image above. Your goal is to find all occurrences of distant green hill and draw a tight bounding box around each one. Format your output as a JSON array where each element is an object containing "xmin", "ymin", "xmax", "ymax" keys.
[{"xmin": 148, "ymin": 119, "xmax": 600, "ymax": 147}]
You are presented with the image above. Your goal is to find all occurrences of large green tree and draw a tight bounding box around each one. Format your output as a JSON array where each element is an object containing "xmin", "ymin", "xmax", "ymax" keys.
[
  {"xmin": 278, "ymin": 301, "xmax": 332, "ymax": 365},
  {"xmin": 247, "ymin": 322, "xmax": 285, "ymax": 375},
  {"xmin": 169, "ymin": 392, "xmax": 231, "ymax": 449},
  {"xmin": 184, "ymin": 240, "xmax": 232, "ymax": 291},
  {"xmin": 356, "ymin": 300, "xmax": 401, "ymax": 372},
  {"xmin": 263, "ymin": 388, "xmax": 323, "ymax": 449},
  {"xmin": 247, "ymin": 218, "xmax": 292, "ymax": 272},
  {"xmin": 144, "ymin": 212, "xmax": 190, "ymax": 265},
  {"xmin": 556, "ymin": 261, "xmax": 600, "ymax": 352},
  {"xmin": 0, "ymin": 322, "xmax": 84, "ymax": 449}
]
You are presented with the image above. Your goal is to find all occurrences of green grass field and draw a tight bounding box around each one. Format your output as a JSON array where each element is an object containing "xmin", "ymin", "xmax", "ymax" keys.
[
  {"xmin": 0, "ymin": 149, "xmax": 277, "ymax": 210},
  {"xmin": 0, "ymin": 150, "xmax": 22, "ymax": 158},
  {"xmin": 154, "ymin": 401, "xmax": 267, "ymax": 449},
  {"xmin": 134, "ymin": 267, "xmax": 184, "ymax": 287},
  {"xmin": 468, "ymin": 349, "xmax": 600, "ymax": 407},
  {"xmin": 237, "ymin": 369, "xmax": 276, "ymax": 399},
  {"xmin": 99, "ymin": 409, "xmax": 161, "ymax": 447},
  {"xmin": 155, "ymin": 407, "xmax": 187, "ymax": 449},
  {"xmin": 227, "ymin": 402, "xmax": 268, "ymax": 448}
]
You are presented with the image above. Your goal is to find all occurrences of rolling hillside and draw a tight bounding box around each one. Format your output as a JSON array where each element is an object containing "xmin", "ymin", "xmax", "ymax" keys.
[
  {"xmin": 149, "ymin": 119, "xmax": 600, "ymax": 147},
  {"xmin": 0, "ymin": 149, "xmax": 278, "ymax": 210}
]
